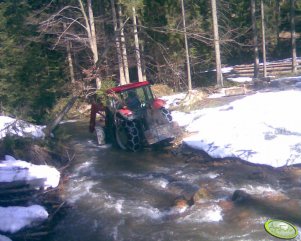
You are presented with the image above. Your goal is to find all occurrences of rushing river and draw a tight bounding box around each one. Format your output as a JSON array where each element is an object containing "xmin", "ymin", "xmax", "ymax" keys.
[{"xmin": 49, "ymin": 121, "xmax": 301, "ymax": 241}]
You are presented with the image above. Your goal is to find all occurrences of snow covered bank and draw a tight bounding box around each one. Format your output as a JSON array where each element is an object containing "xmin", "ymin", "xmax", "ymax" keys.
[
  {"xmin": 0, "ymin": 205, "xmax": 48, "ymax": 233},
  {"xmin": 0, "ymin": 234, "xmax": 12, "ymax": 241},
  {"xmin": 0, "ymin": 116, "xmax": 45, "ymax": 139},
  {"xmin": 0, "ymin": 155, "xmax": 59, "ymax": 238},
  {"xmin": 171, "ymin": 85, "xmax": 301, "ymax": 168},
  {"xmin": 0, "ymin": 155, "xmax": 60, "ymax": 189},
  {"xmin": 0, "ymin": 115, "xmax": 60, "ymax": 239}
]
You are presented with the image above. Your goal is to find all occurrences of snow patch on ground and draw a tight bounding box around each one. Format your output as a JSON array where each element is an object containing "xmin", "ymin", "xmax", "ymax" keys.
[
  {"xmin": 227, "ymin": 77, "xmax": 253, "ymax": 83},
  {"xmin": 0, "ymin": 205, "xmax": 48, "ymax": 233},
  {"xmin": 160, "ymin": 93, "xmax": 186, "ymax": 109},
  {"xmin": 0, "ymin": 234, "xmax": 12, "ymax": 241},
  {"xmin": 0, "ymin": 116, "xmax": 45, "ymax": 139},
  {"xmin": 0, "ymin": 155, "xmax": 60, "ymax": 189}
]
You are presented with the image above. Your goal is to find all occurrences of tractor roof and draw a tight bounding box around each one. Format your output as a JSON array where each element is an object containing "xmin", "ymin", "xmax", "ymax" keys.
[{"xmin": 107, "ymin": 81, "xmax": 150, "ymax": 93}]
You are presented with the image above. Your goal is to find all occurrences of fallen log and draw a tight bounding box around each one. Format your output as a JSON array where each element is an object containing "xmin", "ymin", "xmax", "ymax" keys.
[{"xmin": 44, "ymin": 96, "xmax": 78, "ymax": 137}]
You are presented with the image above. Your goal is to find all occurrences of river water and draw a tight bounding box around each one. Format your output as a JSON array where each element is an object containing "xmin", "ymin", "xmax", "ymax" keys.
[{"xmin": 50, "ymin": 121, "xmax": 301, "ymax": 241}]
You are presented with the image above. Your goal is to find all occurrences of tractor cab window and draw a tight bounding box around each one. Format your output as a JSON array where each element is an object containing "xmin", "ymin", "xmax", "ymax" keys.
[
  {"xmin": 142, "ymin": 85, "xmax": 154, "ymax": 103},
  {"xmin": 124, "ymin": 90, "xmax": 141, "ymax": 110},
  {"xmin": 118, "ymin": 86, "xmax": 153, "ymax": 110}
]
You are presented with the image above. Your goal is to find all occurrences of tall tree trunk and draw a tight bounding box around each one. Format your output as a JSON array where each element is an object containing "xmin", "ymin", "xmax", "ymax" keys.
[
  {"xmin": 275, "ymin": 0, "xmax": 280, "ymax": 46},
  {"xmin": 141, "ymin": 44, "xmax": 147, "ymax": 81},
  {"xmin": 110, "ymin": 0, "xmax": 126, "ymax": 85},
  {"xmin": 67, "ymin": 41, "xmax": 76, "ymax": 83},
  {"xmin": 64, "ymin": 23, "xmax": 75, "ymax": 83},
  {"xmin": 180, "ymin": 0, "xmax": 192, "ymax": 91},
  {"xmin": 118, "ymin": 4, "xmax": 130, "ymax": 84},
  {"xmin": 211, "ymin": 0, "xmax": 223, "ymax": 87},
  {"xmin": 251, "ymin": 0, "xmax": 259, "ymax": 79},
  {"xmin": 132, "ymin": 6, "xmax": 143, "ymax": 82},
  {"xmin": 87, "ymin": 0, "xmax": 101, "ymax": 88},
  {"xmin": 291, "ymin": 0, "xmax": 297, "ymax": 73},
  {"xmin": 87, "ymin": 0, "xmax": 98, "ymax": 63},
  {"xmin": 78, "ymin": 0, "xmax": 101, "ymax": 89},
  {"xmin": 261, "ymin": 0, "xmax": 267, "ymax": 78}
]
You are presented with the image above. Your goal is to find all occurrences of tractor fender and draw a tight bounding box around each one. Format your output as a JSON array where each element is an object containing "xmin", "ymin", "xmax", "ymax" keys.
[{"xmin": 152, "ymin": 98, "xmax": 166, "ymax": 110}]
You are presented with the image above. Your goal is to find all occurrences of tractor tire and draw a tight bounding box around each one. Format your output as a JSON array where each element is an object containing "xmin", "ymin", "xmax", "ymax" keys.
[
  {"xmin": 160, "ymin": 107, "xmax": 173, "ymax": 123},
  {"xmin": 115, "ymin": 120, "xmax": 141, "ymax": 152}
]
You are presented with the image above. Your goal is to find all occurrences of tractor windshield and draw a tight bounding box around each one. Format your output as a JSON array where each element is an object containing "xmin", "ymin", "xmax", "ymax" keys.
[{"xmin": 119, "ymin": 85, "xmax": 154, "ymax": 110}]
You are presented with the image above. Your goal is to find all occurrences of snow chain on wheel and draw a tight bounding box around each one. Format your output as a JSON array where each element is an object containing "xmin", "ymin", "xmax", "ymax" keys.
[
  {"xmin": 160, "ymin": 107, "xmax": 173, "ymax": 123},
  {"xmin": 116, "ymin": 121, "xmax": 141, "ymax": 152}
]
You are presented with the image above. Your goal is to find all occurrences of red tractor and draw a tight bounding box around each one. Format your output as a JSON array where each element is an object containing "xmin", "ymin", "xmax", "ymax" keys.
[{"xmin": 90, "ymin": 81, "xmax": 180, "ymax": 151}]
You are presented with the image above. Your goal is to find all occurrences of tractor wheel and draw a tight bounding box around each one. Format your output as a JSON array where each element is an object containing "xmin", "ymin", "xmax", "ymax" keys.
[
  {"xmin": 160, "ymin": 107, "xmax": 173, "ymax": 123},
  {"xmin": 115, "ymin": 121, "xmax": 141, "ymax": 152}
]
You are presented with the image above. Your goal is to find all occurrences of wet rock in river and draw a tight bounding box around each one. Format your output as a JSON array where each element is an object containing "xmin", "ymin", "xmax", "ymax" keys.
[
  {"xmin": 191, "ymin": 187, "xmax": 213, "ymax": 204},
  {"xmin": 263, "ymin": 191, "xmax": 290, "ymax": 202},
  {"xmin": 232, "ymin": 190, "xmax": 252, "ymax": 203},
  {"xmin": 218, "ymin": 200, "xmax": 234, "ymax": 213},
  {"xmin": 174, "ymin": 197, "xmax": 190, "ymax": 211},
  {"xmin": 168, "ymin": 181, "xmax": 199, "ymax": 200},
  {"xmin": 247, "ymin": 170, "xmax": 266, "ymax": 180},
  {"xmin": 231, "ymin": 189, "xmax": 301, "ymax": 224}
]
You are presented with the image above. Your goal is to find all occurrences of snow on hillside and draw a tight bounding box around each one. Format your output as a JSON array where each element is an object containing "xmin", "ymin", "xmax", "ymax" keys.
[{"xmin": 169, "ymin": 76, "xmax": 301, "ymax": 168}]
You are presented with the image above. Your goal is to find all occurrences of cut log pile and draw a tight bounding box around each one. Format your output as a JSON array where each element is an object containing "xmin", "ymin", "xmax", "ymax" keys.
[{"xmin": 224, "ymin": 59, "xmax": 301, "ymax": 79}]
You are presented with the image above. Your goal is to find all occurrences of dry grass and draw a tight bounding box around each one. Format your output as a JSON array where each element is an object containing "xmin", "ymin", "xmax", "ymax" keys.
[{"xmin": 151, "ymin": 84, "xmax": 175, "ymax": 97}]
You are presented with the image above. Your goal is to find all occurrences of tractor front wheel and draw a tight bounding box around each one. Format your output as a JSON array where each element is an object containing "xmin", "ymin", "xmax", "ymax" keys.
[{"xmin": 160, "ymin": 107, "xmax": 173, "ymax": 123}]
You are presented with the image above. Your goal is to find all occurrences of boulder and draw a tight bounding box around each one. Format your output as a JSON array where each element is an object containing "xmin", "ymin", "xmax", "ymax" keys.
[
  {"xmin": 232, "ymin": 190, "xmax": 252, "ymax": 203},
  {"xmin": 192, "ymin": 187, "xmax": 212, "ymax": 204},
  {"xmin": 218, "ymin": 200, "xmax": 234, "ymax": 212},
  {"xmin": 174, "ymin": 198, "xmax": 190, "ymax": 209}
]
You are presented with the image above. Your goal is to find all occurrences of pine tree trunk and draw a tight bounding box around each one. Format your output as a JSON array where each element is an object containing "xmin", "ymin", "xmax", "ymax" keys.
[
  {"xmin": 251, "ymin": 0, "xmax": 259, "ymax": 79},
  {"xmin": 118, "ymin": 4, "xmax": 130, "ymax": 84},
  {"xmin": 110, "ymin": 0, "xmax": 126, "ymax": 85},
  {"xmin": 140, "ymin": 44, "xmax": 147, "ymax": 81},
  {"xmin": 78, "ymin": 0, "xmax": 101, "ymax": 88},
  {"xmin": 180, "ymin": 0, "xmax": 192, "ymax": 91},
  {"xmin": 261, "ymin": 0, "xmax": 267, "ymax": 78},
  {"xmin": 87, "ymin": 0, "xmax": 101, "ymax": 88},
  {"xmin": 275, "ymin": 0, "xmax": 280, "ymax": 46},
  {"xmin": 87, "ymin": 0, "xmax": 98, "ymax": 63},
  {"xmin": 132, "ymin": 6, "xmax": 143, "ymax": 82},
  {"xmin": 211, "ymin": 0, "xmax": 223, "ymax": 87},
  {"xmin": 291, "ymin": 0, "xmax": 297, "ymax": 73},
  {"xmin": 67, "ymin": 41, "xmax": 76, "ymax": 83},
  {"xmin": 64, "ymin": 23, "xmax": 75, "ymax": 83}
]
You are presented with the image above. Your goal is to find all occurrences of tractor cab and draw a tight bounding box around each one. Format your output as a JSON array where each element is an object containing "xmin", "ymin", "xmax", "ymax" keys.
[{"xmin": 106, "ymin": 81, "xmax": 154, "ymax": 119}]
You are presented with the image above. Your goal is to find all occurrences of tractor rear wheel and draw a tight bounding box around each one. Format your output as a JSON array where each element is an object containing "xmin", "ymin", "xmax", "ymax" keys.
[{"xmin": 115, "ymin": 120, "xmax": 141, "ymax": 152}]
